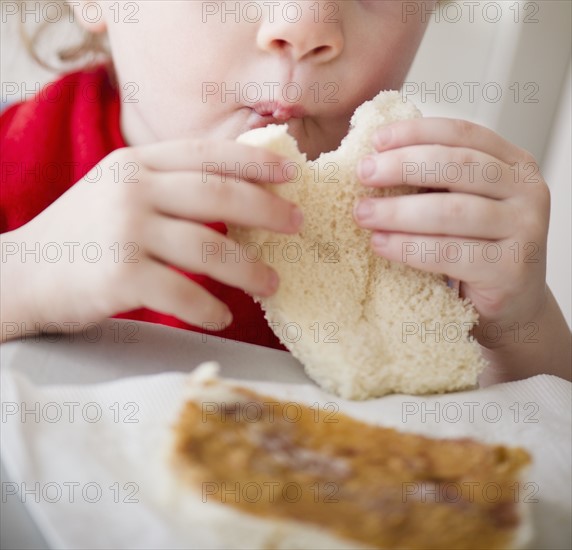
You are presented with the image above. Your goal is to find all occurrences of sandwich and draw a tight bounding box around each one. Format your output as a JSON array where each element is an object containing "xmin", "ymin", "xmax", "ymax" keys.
[
  {"xmin": 166, "ymin": 363, "xmax": 532, "ymax": 549},
  {"xmin": 229, "ymin": 91, "xmax": 486, "ymax": 399}
]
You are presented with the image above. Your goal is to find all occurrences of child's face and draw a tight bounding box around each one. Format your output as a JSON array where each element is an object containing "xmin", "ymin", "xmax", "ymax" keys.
[{"xmin": 87, "ymin": 1, "xmax": 433, "ymax": 159}]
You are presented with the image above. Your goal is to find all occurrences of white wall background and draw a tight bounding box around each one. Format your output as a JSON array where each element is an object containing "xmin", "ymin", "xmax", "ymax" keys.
[
  {"xmin": 543, "ymin": 60, "xmax": 571, "ymax": 329},
  {"xmin": 1, "ymin": 0, "xmax": 571, "ymax": 326}
]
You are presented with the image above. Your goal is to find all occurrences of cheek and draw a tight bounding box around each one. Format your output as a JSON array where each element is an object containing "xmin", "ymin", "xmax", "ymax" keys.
[
  {"xmin": 107, "ymin": 3, "xmax": 244, "ymax": 102},
  {"xmin": 106, "ymin": 2, "xmax": 208, "ymax": 84},
  {"xmin": 360, "ymin": 20, "xmax": 430, "ymax": 90}
]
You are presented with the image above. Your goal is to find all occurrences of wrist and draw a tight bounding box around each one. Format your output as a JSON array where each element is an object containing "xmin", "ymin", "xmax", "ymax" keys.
[
  {"xmin": 479, "ymin": 287, "xmax": 571, "ymax": 385},
  {"xmin": 476, "ymin": 284, "xmax": 550, "ymax": 351}
]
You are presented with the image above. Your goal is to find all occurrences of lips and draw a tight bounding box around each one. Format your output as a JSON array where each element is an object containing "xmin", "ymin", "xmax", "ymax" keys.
[
  {"xmin": 253, "ymin": 101, "xmax": 306, "ymax": 120},
  {"xmin": 248, "ymin": 101, "xmax": 307, "ymax": 129}
]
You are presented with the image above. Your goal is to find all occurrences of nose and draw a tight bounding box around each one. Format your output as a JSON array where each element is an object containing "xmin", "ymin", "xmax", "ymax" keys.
[{"xmin": 256, "ymin": 1, "xmax": 344, "ymax": 64}]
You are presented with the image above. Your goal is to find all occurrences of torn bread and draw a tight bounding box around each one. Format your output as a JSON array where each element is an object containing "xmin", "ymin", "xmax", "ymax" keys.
[
  {"xmin": 229, "ymin": 91, "xmax": 486, "ymax": 399},
  {"xmin": 166, "ymin": 363, "xmax": 532, "ymax": 550}
]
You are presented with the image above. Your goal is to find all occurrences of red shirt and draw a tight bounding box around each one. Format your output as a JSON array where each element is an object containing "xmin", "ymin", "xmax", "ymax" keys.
[{"xmin": 0, "ymin": 64, "xmax": 284, "ymax": 350}]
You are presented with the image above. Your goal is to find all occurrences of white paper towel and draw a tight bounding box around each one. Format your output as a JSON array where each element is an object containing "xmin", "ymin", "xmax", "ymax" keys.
[{"xmin": 1, "ymin": 366, "xmax": 571, "ymax": 549}]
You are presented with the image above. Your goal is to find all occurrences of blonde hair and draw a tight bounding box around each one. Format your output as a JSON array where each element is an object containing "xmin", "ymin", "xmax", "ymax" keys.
[{"xmin": 16, "ymin": 0, "xmax": 109, "ymax": 71}]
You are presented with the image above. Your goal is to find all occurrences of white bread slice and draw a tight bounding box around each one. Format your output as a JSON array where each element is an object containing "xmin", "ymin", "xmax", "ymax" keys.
[
  {"xmin": 229, "ymin": 91, "xmax": 487, "ymax": 400},
  {"xmin": 162, "ymin": 363, "xmax": 532, "ymax": 549}
]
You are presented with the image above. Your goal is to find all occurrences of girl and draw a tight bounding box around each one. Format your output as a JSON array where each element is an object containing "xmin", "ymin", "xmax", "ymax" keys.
[{"xmin": 1, "ymin": 1, "xmax": 570, "ymax": 384}]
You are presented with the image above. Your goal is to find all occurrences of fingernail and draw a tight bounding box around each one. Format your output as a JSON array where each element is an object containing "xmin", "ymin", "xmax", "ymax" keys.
[
  {"xmin": 374, "ymin": 127, "xmax": 392, "ymax": 149},
  {"xmin": 267, "ymin": 269, "xmax": 279, "ymax": 293},
  {"xmin": 372, "ymin": 233, "xmax": 389, "ymax": 248},
  {"xmin": 358, "ymin": 157, "xmax": 376, "ymax": 180},
  {"xmin": 354, "ymin": 200, "xmax": 374, "ymax": 221},
  {"xmin": 290, "ymin": 207, "xmax": 304, "ymax": 230}
]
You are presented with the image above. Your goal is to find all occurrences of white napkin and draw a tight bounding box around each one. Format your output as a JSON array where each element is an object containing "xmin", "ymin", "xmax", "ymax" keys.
[{"xmin": 1, "ymin": 366, "xmax": 570, "ymax": 549}]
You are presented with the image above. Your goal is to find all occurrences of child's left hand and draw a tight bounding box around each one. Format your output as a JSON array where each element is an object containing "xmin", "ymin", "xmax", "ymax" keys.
[{"xmin": 352, "ymin": 117, "xmax": 551, "ymax": 356}]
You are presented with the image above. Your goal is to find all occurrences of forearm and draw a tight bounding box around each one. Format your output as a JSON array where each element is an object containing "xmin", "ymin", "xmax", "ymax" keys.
[
  {"xmin": 479, "ymin": 287, "xmax": 572, "ymax": 386},
  {"xmin": 0, "ymin": 232, "xmax": 41, "ymax": 342}
]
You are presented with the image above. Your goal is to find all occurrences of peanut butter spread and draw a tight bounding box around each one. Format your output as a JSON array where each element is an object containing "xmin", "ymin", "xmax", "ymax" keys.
[{"xmin": 173, "ymin": 385, "xmax": 531, "ymax": 549}]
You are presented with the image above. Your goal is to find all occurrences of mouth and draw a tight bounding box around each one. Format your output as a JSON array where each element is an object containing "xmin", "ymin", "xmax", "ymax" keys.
[{"xmin": 247, "ymin": 101, "xmax": 307, "ymax": 129}]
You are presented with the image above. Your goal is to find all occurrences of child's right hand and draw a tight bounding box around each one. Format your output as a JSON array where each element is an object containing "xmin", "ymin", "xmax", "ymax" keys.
[{"xmin": 1, "ymin": 140, "xmax": 302, "ymax": 339}]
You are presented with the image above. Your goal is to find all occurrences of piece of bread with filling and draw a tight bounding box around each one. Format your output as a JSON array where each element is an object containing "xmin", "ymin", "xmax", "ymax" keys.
[{"xmin": 163, "ymin": 363, "xmax": 532, "ymax": 549}]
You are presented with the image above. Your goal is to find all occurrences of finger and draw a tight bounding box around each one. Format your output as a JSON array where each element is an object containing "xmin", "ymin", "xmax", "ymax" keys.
[
  {"xmin": 372, "ymin": 118, "xmax": 534, "ymax": 168},
  {"xmin": 359, "ymin": 145, "xmax": 516, "ymax": 199},
  {"xmin": 137, "ymin": 259, "xmax": 232, "ymax": 328},
  {"xmin": 144, "ymin": 215, "xmax": 279, "ymax": 298},
  {"xmin": 135, "ymin": 139, "xmax": 291, "ymax": 183},
  {"xmin": 369, "ymin": 232, "xmax": 500, "ymax": 283},
  {"xmin": 354, "ymin": 193, "xmax": 513, "ymax": 240},
  {"xmin": 148, "ymin": 172, "xmax": 303, "ymax": 234}
]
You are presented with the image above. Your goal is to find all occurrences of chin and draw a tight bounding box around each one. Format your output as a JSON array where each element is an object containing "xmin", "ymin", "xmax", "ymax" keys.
[{"xmin": 286, "ymin": 118, "xmax": 350, "ymax": 161}]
